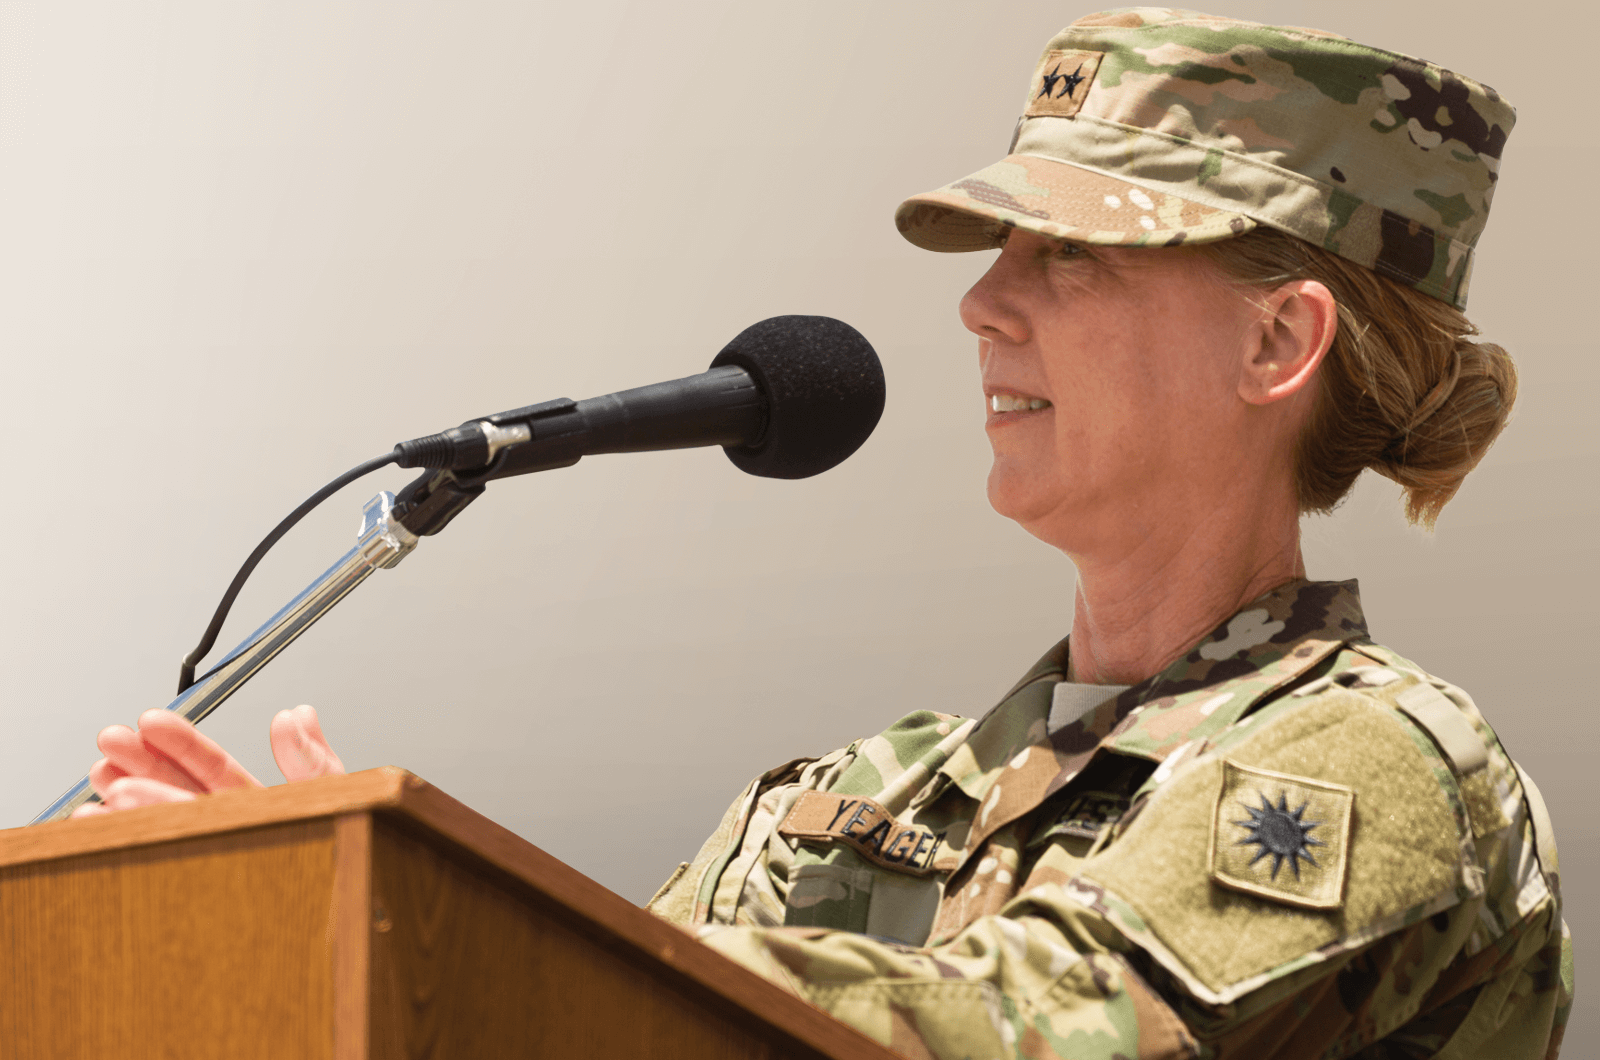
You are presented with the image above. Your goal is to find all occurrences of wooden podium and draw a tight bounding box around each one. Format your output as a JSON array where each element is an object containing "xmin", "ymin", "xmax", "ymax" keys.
[{"xmin": 0, "ymin": 769, "xmax": 900, "ymax": 1059}]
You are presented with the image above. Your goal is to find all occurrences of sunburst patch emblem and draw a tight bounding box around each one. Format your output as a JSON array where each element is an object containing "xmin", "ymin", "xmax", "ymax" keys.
[
  {"xmin": 1234, "ymin": 791, "xmax": 1323, "ymax": 880},
  {"xmin": 1210, "ymin": 760, "xmax": 1354, "ymax": 909}
]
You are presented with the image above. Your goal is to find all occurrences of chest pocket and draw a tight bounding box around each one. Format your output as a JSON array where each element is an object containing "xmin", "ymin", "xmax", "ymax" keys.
[{"xmin": 778, "ymin": 790, "xmax": 947, "ymax": 946}]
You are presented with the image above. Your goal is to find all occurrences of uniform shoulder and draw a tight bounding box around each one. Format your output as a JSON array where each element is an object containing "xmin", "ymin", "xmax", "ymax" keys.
[
  {"xmin": 1076, "ymin": 646, "xmax": 1482, "ymax": 1006},
  {"xmin": 1288, "ymin": 643, "xmax": 1500, "ymax": 766},
  {"xmin": 1249, "ymin": 643, "xmax": 1528, "ymax": 844},
  {"xmin": 1073, "ymin": 641, "xmax": 1563, "ymax": 1013}
]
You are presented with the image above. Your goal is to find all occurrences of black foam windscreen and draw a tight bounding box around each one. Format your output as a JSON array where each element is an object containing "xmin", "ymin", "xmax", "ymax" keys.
[{"xmin": 709, "ymin": 315, "xmax": 885, "ymax": 479}]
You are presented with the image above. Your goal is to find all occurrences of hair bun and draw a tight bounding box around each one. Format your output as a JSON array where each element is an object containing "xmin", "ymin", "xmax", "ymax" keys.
[{"xmin": 1373, "ymin": 338, "xmax": 1517, "ymax": 524}]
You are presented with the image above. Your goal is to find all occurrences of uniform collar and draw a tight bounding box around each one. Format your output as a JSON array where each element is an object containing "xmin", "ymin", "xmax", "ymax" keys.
[{"xmin": 933, "ymin": 579, "xmax": 1369, "ymax": 858}]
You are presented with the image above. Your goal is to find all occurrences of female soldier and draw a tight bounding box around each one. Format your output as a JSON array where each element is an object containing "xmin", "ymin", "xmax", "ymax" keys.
[{"xmin": 80, "ymin": 9, "xmax": 1570, "ymax": 1057}]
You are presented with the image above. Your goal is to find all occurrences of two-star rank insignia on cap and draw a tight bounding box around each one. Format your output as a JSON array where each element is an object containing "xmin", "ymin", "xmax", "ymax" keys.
[
  {"xmin": 1024, "ymin": 49, "xmax": 1104, "ymax": 120},
  {"xmin": 1209, "ymin": 760, "xmax": 1354, "ymax": 909},
  {"xmin": 1036, "ymin": 63, "xmax": 1086, "ymax": 101}
]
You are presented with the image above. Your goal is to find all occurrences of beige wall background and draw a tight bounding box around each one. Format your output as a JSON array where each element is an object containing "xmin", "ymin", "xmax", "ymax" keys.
[{"xmin": 1, "ymin": 0, "xmax": 1593, "ymax": 1044}]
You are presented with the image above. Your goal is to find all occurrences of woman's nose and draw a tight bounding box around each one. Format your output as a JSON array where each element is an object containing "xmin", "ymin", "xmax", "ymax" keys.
[{"xmin": 958, "ymin": 241, "xmax": 1031, "ymax": 346}]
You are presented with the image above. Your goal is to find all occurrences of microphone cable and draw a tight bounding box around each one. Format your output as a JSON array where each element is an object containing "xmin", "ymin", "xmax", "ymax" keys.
[{"xmin": 175, "ymin": 452, "xmax": 398, "ymax": 694}]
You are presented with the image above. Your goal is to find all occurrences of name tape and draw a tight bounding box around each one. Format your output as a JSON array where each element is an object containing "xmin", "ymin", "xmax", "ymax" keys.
[{"xmin": 778, "ymin": 790, "xmax": 945, "ymax": 876}]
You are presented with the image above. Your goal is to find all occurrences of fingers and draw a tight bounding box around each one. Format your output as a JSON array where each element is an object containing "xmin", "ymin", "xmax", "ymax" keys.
[
  {"xmin": 74, "ymin": 706, "xmax": 333, "ymax": 823},
  {"xmin": 87, "ymin": 755, "xmax": 130, "ymax": 793},
  {"xmin": 293, "ymin": 705, "xmax": 342, "ymax": 769},
  {"xmin": 96, "ymin": 724, "xmax": 203, "ymax": 794},
  {"xmin": 70, "ymin": 775, "xmax": 200, "ymax": 818},
  {"xmin": 128, "ymin": 710, "xmax": 264, "ymax": 794},
  {"xmin": 91, "ymin": 776, "xmax": 199, "ymax": 813},
  {"xmin": 270, "ymin": 705, "xmax": 347, "ymax": 782}
]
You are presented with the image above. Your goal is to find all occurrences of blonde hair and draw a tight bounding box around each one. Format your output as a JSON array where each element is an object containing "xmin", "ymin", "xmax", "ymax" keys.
[{"xmin": 1201, "ymin": 228, "xmax": 1517, "ymax": 528}]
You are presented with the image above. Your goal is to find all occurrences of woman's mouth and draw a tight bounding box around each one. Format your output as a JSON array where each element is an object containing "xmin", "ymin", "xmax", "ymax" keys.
[{"xmin": 989, "ymin": 393, "xmax": 1053, "ymax": 413}]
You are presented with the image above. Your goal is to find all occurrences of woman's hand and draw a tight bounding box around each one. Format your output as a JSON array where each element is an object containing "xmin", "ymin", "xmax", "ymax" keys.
[{"xmin": 70, "ymin": 704, "xmax": 346, "ymax": 818}]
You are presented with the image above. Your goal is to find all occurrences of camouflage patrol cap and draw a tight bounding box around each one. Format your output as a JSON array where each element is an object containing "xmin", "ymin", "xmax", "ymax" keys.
[{"xmin": 894, "ymin": 7, "xmax": 1515, "ymax": 309}]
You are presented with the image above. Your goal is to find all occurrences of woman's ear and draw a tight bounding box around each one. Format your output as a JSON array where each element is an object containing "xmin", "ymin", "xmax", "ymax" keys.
[{"xmin": 1238, "ymin": 279, "xmax": 1337, "ymax": 406}]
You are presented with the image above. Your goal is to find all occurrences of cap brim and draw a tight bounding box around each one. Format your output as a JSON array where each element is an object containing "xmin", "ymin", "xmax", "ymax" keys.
[{"xmin": 896, "ymin": 154, "xmax": 1255, "ymax": 252}]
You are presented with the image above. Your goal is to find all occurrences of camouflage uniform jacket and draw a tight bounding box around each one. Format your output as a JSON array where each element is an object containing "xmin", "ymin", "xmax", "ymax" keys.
[{"xmin": 648, "ymin": 580, "xmax": 1573, "ymax": 1058}]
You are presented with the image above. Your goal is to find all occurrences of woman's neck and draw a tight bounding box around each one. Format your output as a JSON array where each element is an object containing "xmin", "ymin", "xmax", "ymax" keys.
[{"xmin": 1065, "ymin": 501, "xmax": 1306, "ymax": 687}]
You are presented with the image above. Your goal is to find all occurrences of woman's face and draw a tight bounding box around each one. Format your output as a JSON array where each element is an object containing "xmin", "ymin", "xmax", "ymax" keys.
[{"xmin": 960, "ymin": 229, "xmax": 1277, "ymax": 557}]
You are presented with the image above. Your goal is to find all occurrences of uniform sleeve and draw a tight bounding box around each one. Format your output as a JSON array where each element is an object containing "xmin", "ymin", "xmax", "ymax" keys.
[
  {"xmin": 693, "ymin": 681, "xmax": 1569, "ymax": 1059},
  {"xmin": 700, "ymin": 887, "xmax": 1199, "ymax": 1058},
  {"xmin": 647, "ymin": 777, "xmax": 759, "ymax": 927}
]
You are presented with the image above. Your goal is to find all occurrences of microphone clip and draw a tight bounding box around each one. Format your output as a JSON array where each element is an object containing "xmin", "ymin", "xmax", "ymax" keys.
[
  {"xmin": 391, "ymin": 398, "xmax": 590, "ymax": 536},
  {"xmin": 393, "ymin": 419, "xmax": 530, "ymax": 472}
]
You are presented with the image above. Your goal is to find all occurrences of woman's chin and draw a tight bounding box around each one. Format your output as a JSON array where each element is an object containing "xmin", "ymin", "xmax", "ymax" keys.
[{"xmin": 985, "ymin": 465, "xmax": 1062, "ymax": 528}]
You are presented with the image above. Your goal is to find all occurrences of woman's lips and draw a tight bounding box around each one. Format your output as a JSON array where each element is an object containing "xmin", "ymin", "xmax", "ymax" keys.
[{"xmin": 988, "ymin": 393, "xmax": 1053, "ymax": 413}]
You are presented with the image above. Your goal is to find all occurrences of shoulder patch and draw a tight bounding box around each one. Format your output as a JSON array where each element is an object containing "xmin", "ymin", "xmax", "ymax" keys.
[{"xmin": 1210, "ymin": 760, "xmax": 1353, "ymax": 910}]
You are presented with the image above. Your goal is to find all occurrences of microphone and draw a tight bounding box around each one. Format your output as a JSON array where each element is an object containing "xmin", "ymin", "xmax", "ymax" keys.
[
  {"xmin": 390, "ymin": 315, "xmax": 885, "ymax": 535},
  {"xmin": 394, "ymin": 315, "xmax": 884, "ymax": 479}
]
